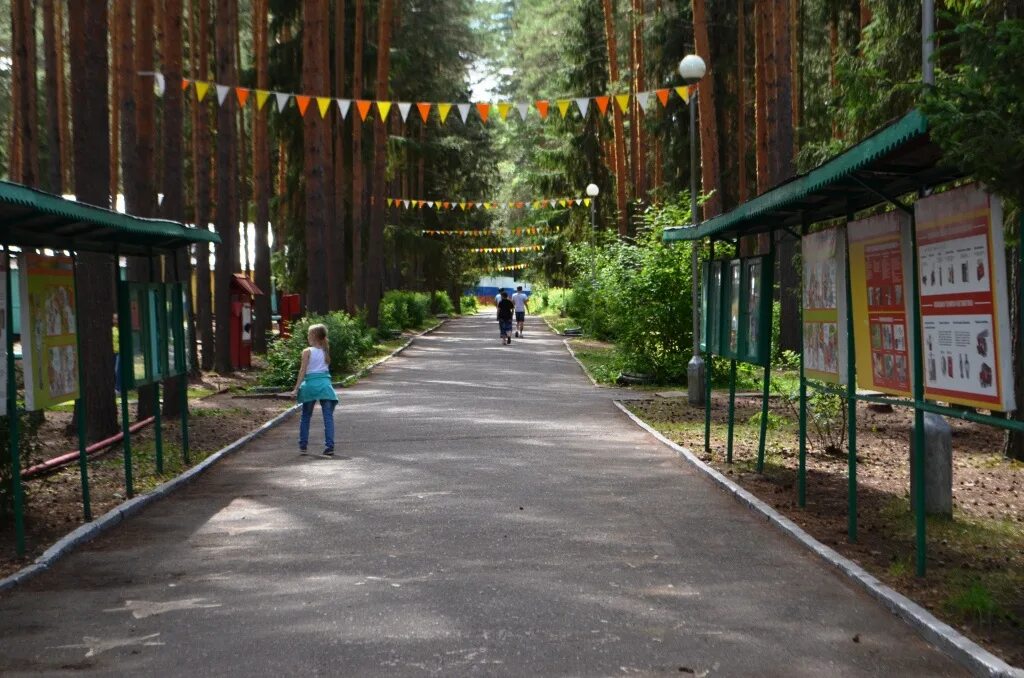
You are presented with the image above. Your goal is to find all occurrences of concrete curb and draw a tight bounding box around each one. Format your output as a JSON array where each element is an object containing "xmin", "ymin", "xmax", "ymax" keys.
[
  {"xmin": 0, "ymin": 319, "xmax": 447, "ymax": 595},
  {"xmin": 562, "ymin": 338, "xmax": 600, "ymax": 387},
  {"xmin": 612, "ymin": 400, "xmax": 1022, "ymax": 678}
]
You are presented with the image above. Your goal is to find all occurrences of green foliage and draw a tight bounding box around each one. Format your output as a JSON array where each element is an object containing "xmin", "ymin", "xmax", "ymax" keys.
[
  {"xmin": 460, "ymin": 295, "xmax": 479, "ymax": 314},
  {"xmin": 807, "ymin": 389, "xmax": 848, "ymax": 456},
  {"xmin": 0, "ymin": 411, "xmax": 50, "ymax": 518},
  {"xmin": 944, "ymin": 580, "xmax": 999, "ymax": 626},
  {"xmin": 259, "ymin": 312, "xmax": 376, "ymax": 390},
  {"xmin": 431, "ymin": 290, "xmax": 456, "ymax": 315},
  {"xmin": 377, "ymin": 290, "xmax": 432, "ymax": 336}
]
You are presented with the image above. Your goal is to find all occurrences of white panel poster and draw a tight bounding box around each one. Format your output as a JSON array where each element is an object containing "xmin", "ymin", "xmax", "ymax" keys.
[
  {"xmin": 802, "ymin": 227, "xmax": 848, "ymax": 384},
  {"xmin": 915, "ymin": 183, "xmax": 1014, "ymax": 411}
]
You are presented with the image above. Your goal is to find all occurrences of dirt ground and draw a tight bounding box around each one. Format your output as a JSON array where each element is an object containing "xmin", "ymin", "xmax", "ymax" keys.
[
  {"xmin": 627, "ymin": 394, "xmax": 1024, "ymax": 667},
  {"xmin": 0, "ymin": 371, "xmax": 291, "ymax": 580}
]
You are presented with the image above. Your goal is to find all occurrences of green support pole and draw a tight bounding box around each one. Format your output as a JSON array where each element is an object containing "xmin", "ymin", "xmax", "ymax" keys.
[
  {"xmin": 798, "ymin": 223, "xmax": 808, "ymax": 507},
  {"xmin": 172, "ymin": 252, "xmax": 190, "ymax": 466},
  {"xmin": 704, "ymin": 240, "xmax": 715, "ymax": 455},
  {"xmin": 149, "ymin": 257, "xmax": 163, "ymax": 475},
  {"xmin": 116, "ymin": 270, "xmax": 134, "ymax": 499},
  {"xmin": 756, "ymin": 241, "xmax": 776, "ymax": 474},
  {"xmin": 845, "ymin": 216, "xmax": 858, "ymax": 543},
  {"xmin": 726, "ymin": 359, "xmax": 737, "ymax": 464},
  {"xmin": 5, "ymin": 247, "xmax": 25, "ymax": 556},
  {"xmin": 908, "ymin": 208, "xmax": 928, "ymax": 575},
  {"xmin": 71, "ymin": 253, "xmax": 91, "ymax": 521}
]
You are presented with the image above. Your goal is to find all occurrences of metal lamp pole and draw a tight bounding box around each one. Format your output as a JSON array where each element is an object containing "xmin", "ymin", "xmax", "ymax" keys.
[
  {"xmin": 586, "ymin": 182, "xmax": 600, "ymax": 294},
  {"xmin": 680, "ymin": 54, "xmax": 707, "ymax": 406}
]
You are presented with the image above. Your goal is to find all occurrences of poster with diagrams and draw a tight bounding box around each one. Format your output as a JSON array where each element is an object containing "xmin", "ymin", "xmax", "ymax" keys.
[
  {"xmin": 802, "ymin": 227, "xmax": 848, "ymax": 383},
  {"xmin": 847, "ymin": 212, "xmax": 914, "ymax": 396},
  {"xmin": 19, "ymin": 254, "xmax": 79, "ymax": 410},
  {"xmin": 915, "ymin": 183, "xmax": 1015, "ymax": 411}
]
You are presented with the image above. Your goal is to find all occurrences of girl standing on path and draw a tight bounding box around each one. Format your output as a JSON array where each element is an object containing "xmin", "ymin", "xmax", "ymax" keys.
[{"xmin": 290, "ymin": 324, "xmax": 339, "ymax": 456}]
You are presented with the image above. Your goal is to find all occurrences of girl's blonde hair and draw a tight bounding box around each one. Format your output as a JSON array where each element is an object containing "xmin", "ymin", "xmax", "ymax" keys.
[{"xmin": 307, "ymin": 323, "xmax": 330, "ymax": 363}]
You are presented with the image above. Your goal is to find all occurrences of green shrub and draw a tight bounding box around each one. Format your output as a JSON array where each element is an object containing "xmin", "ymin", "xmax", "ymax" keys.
[
  {"xmin": 259, "ymin": 311, "xmax": 376, "ymax": 390},
  {"xmin": 460, "ymin": 295, "xmax": 478, "ymax": 314},
  {"xmin": 432, "ymin": 290, "xmax": 455, "ymax": 315},
  {"xmin": 0, "ymin": 409, "xmax": 44, "ymax": 519}
]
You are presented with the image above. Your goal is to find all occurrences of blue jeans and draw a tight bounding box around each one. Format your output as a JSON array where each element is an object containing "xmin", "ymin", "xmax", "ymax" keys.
[
  {"xmin": 499, "ymin": 319, "xmax": 513, "ymax": 336},
  {"xmin": 299, "ymin": 399, "xmax": 337, "ymax": 450}
]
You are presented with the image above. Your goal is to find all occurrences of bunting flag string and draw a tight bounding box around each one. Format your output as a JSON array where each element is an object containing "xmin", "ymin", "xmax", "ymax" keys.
[
  {"xmin": 387, "ymin": 196, "xmax": 590, "ymax": 211},
  {"xmin": 160, "ymin": 72, "xmax": 692, "ymax": 127},
  {"xmin": 467, "ymin": 245, "xmax": 543, "ymax": 254},
  {"xmin": 496, "ymin": 263, "xmax": 528, "ymax": 271},
  {"xmin": 422, "ymin": 225, "xmax": 558, "ymax": 237}
]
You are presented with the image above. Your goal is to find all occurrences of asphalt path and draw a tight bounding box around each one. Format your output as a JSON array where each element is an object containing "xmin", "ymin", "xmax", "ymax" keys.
[{"xmin": 0, "ymin": 313, "xmax": 964, "ymax": 676}]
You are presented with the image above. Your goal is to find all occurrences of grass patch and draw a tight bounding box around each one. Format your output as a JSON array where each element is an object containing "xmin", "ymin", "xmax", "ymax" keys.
[
  {"xmin": 568, "ymin": 340, "xmax": 625, "ymax": 385},
  {"xmin": 540, "ymin": 311, "xmax": 578, "ymax": 335}
]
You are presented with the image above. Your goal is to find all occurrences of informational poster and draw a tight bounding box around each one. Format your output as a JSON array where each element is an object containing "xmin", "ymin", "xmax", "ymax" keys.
[
  {"xmin": 915, "ymin": 183, "xmax": 1015, "ymax": 411},
  {"xmin": 19, "ymin": 254, "xmax": 80, "ymax": 410},
  {"xmin": 743, "ymin": 258, "xmax": 767, "ymax": 365},
  {"xmin": 802, "ymin": 227, "xmax": 848, "ymax": 384},
  {"xmin": 847, "ymin": 212, "xmax": 914, "ymax": 396},
  {"xmin": 701, "ymin": 261, "xmax": 724, "ymax": 356},
  {"xmin": 726, "ymin": 260, "xmax": 742, "ymax": 357}
]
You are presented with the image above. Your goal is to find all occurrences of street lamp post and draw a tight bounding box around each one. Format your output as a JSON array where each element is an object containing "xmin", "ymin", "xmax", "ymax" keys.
[
  {"xmin": 586, "ymin": 183, "xmax": 600, "ymax": 296},
  {"xmin": 680, "ymin": 54, "xmax": 707, "ymax": 406}
]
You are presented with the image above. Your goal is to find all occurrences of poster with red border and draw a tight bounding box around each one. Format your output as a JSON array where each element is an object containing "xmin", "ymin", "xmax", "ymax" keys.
[
  {"xmin": 18, "ymin": 254, "xmax": 80, "ymax": 411},
  {"xmin": 914, "ymin": 183, "xmax": 1014, "ymax": 411},
  {"xmin": 847, "ymin": 212, "xmax": 914, "ymax": 396},
  {"xmin": 802, "ymin": 227, "xmax": 848, "ymax": 384}
]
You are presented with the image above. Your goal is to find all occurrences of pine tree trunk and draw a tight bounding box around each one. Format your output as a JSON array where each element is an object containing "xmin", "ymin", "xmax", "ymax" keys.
[
  {"xmin": 771, "ymin": 0, "xmax": 794, "ymax": 182},
  {"xmin": 330, "ymin": 0, "xmax": 348, "ymax": 312},
  {"xmin": 631, "ymin": 0, "xmax": 646, "ymax": 199},
  {"xmin": 191, "ymin": 0, "xmax": 215, "ymax": 372},
  {"xmin": 737, "ymin": 0, "xmax": 748, "ymax": 204},
  {"xmin": 252, "ymin": 0, "xmax": 272, "ymax": 353},
  {"xmin": 12, "ymin": 0, "xmax": 40, "ymax": 187},
  {"xmin": 214, "ymin": 0, "xmax": 239, "ymax": 373},
  {"xmin": 109, "ymin": 3, "xmax": 121, "ymax": 204},
  {"xmin": 56, "ymin": 0, "xmax": 71, "ymax": 192},
  {"xmin": 68, "ymin": 0, "xmax": 118, "ymax": 441},
  {"xmin": 692, "ymin": 0, "xmax": 722, "ymax": 219},
  {"xmin": 134, "ymin": 0, "xmax": 157, "ymax": 219},
  {"xmin": 755, "ymin": 0, "xmax": 770, "ymax": 195},
  {"xmin": 366, "ymin": 0, "xmax": 394, "ymax": 327},
  {"xmin": 161, "ymin": 0, "xmax": 187, "ymax": 416},
  {"xmin": 302, "ymin": 0, "xmax": 331, "ymax": 315},
  {"xmin": 601, "ymin": 0, "xmax": 629, "ymax": 236},
  {"xmin": 43, "ymin": 0, "xmax": 64, "ymax": 193},
  {"xmin": 351, "ymin": 0, "xmax": 366, "ymax": 308}
]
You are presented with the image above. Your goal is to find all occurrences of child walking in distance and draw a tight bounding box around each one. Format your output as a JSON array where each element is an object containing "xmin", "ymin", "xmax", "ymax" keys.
[
  {"xmin": 290, "ymin": 324, "xmax": 339, "ymax": 455},
  {"xmin": 497, "ymin": 290, "xmax": 515, "ymax": 344},
  {"xmin": 511, "ymin": 285, "xmax": 529, "ymax": 337}
]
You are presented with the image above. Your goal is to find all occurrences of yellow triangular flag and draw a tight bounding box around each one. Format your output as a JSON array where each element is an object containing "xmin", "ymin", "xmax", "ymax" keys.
[
  {"xmin": 557, "ymin": 99, "xmax": 571, "ymax": 118},
  {"xmin": 498, "ymin": 102, "xmax": 511, "ymax": 120},
  {"xmin": 437, "ymin": 103, "xmax": 452, "ymax": 124},
  {"xmin": 584, "ymin": 198, "xmax": 591, "ymax": 207},
  {"xmin": 377, "ymin": 101, "xmax": 392, "ymax": 121},
  {"xmin": 255, "ymin": 89, "xmax": 271, "ymax": 110},
  {"xmin": 615, "ymin": 94, "xmax": 630, "ymax": 113},
  {"xmin": 317, "ymin": 97, "xmax": 332, "ymax": 118},
  {"xmin": 675, "ymin": 86, "xmax": 690, "ymax": 103},
  {"xmin": 195, "ymin": 81, "xmax": 210, "ymax": 102}
]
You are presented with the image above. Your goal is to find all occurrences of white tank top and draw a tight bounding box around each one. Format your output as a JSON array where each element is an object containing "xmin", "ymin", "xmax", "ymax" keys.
[{"xmin": 306, "ymin": 347, "xmax": 329, "ymax": 374}]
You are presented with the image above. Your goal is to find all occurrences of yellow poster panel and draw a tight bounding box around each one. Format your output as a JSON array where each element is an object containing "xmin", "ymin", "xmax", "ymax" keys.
[
  {"xmin": 19, "ymin": 254, "xmax": 80, "ymax": 410},
  {"xmin": 802, "ymin": 227, "xmax": 848, "ymax": 384},
  {"xmin": 847, "ymin": 212, "xmax": 913, "ymax": 397}
]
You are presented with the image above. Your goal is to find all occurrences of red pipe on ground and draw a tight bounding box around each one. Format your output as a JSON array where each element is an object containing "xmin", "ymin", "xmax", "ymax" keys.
[{"xmin": 21, "ymin": 417, "xmax": 157, "ymax": 479}]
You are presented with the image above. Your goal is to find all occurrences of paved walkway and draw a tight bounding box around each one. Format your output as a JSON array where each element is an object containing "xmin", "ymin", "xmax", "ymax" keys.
[{"xmin": 0, "ymin": 314, "xmax": 963, "ymax": 676}]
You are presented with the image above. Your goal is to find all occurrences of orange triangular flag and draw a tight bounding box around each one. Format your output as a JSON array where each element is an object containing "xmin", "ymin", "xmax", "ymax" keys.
[
  {"xmin": 356, "ymin": 100, "xmax": 372, "ymax": 121},
  {"xmin": 656, "ymin": 88, "xmax": 670, "ymax": 107},
  {"xmin": 195, "ymin": 81, "xmax": 210, "ymax": 102},
  {"xmin": 182, "ymin": 78, "xmax": 191, "ymax": 92},
  {"xmin": 475, "ymin": 102, "xmax": 490, "ymax": 123},
  {"xmin": 317, "ymin": 96, "xmax": 332, "ymax": 118},
  {"xmin": 594, "ymin": 96, "xmax": 610, "ymax": 115},
  {"xmin": 295, "ymin": 95, "xmax": 312, "ymax": 116},
  {"xmin": 417, "ymin": 102, "xmax": 432, "ymax": 122},
  {"xmin": 557, "ymin": 100, "xmax": 571, "ymax": 118},
  {"xmin": 236, "ymin": 87, "xmax": 250, "ymax": 107},
  {"xmin": 615, "ymin": 94, "xmax": 630, "ymax": 113},
  {"xmin": 675, "ymin": 85, "xmax": 690, "ymax": 103},
  {"xmin": 437, "ymin": 103, "xmax": 452, "ymax": 124},
  {"xmin": 255, "ymin": 89, "xmax": 271, "ymax": 110},
  {"xmin": 377, "ymin": 101, "xmax": 392, "ymax": 121},
  {"xmin": 497, "ymin": 102, "xmax": 511, "ymax": 120},
  {"xmin": 535, "ymin": 100, "xmax": 549, "ymax": 119}
]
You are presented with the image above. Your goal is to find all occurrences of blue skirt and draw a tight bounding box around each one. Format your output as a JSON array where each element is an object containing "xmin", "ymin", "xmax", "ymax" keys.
[{"xmin": 297, "ymin": 372, "xmax": 338, "ymax": 403}]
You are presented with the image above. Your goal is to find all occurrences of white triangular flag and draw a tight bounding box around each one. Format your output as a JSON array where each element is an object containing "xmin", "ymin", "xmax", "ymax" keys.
[
  {"xmin": 403, "ymin": 200, "xmax": 410, "ymax": 209},
  {"xmin": 516, "ymin": 102, "xmax": 529, "ymax": 121},
  {"xmin": 550, "ymin": 200, "xmax": 557, "ymax": 208},
  {"xmin": 427, "ymin": 201, "xmax": 434, "ymax": 208},
  {"xmin": 154, "ymin": 73, "xmax": 166, "ymax": 97},
  {"xmin": 457, "ymin": 103, "xmax": 471, "ymax": 123},
  {"xmin": 575, "ymin": 97, "xmax": 590, "ymax": 117},
  {"xmin": 398, "ymin": 102, "xmax": 412, "ymax": 122},
  {"xmin": 275, "ymin": 92, "xmax": 291, "ymax": 112},
  {"xmin": 215, "ymin": 84, "xmax": 230, "ymax": 105},
  {"xmin": 336, "ymin": 98, "xmax": 352, "ymax": 119},
  {"xmin": 637, "ymin": 91, "xmax": 654, "ymax": 113}
]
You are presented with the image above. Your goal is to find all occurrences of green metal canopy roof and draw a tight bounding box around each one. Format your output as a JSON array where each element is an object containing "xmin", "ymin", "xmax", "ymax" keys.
[
  {"xmin": 0, "ymin": 180, "xmax": 220, "ymax": 254},
  {"xmin": 664, "ymin": 109, "xmax": 964, "ymax": 243}
]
